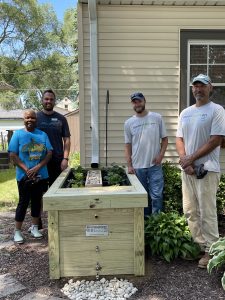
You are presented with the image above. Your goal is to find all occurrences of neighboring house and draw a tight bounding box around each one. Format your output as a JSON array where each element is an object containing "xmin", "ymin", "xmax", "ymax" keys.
[
  {"xmin": 77, "ymin": 0, "xmax": 225, "ymax": 170},
  {"xmin": 0, "ymin": 109, "xmax": 24, "ymax": 152},
  {"xmin": 0, "ymin": 107, "xmax": 80, "ymax": 155},
  {"xmin": 56, "ymin": 97, "xmax": 74, "ymax": 112},
  {"xmin": 0, "ymin": 109, "xmax": 23, "ymax": 132},
  {"xmin": 65, "ymin": 109, "xmax": 80, "ymax": 153}
]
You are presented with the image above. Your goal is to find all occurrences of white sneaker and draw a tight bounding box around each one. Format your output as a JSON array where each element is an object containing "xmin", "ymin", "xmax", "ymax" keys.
[
  {"xmin": 30, "ymin": 225, "xmax": 43, "ymax": 239},
  {"xmin": 28, "ymin": 226, "xmax": 32, "ymax": 233},
  {"xmin": 14, "ymin": 230, "xmax": 24, "ymax": 244}
]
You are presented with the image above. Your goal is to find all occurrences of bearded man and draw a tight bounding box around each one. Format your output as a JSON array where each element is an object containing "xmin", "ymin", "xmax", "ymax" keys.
[
  {"xmin": 35, "ymin": 89, "xmax": 71, "ymax": 230},
  {"xmin": 124, "ymin": 92, "xmax": 168, "ymax": 215}
]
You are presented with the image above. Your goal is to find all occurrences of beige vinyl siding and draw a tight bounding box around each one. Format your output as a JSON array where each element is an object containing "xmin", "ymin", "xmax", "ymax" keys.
[{"xmin": 78, "ymin": 4, "xmax": 225, "ymax": 170}]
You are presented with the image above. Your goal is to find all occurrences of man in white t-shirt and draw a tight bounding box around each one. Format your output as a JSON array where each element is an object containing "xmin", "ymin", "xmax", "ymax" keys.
[
  {"xmin": 124, "ymin": 92, "xmax": 168, "ymax": 215},
  {"xmin": 176, "ymin": 74, "xmax": 225, "ymax": 268}
]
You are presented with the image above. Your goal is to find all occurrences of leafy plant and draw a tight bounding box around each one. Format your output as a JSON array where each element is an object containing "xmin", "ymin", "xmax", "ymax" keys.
[
  {"xmin": 102, "ymin": 164, "xmax": 129, "ymax": 186},
  {"xmin": 162, "ymin": 161, "xmax": 182, "ymax": 214},
  {"xmin": 69, "ymin": 152, "xmax": 80, "ymax": 168},
  {"xmin": 69, "ymin": 165, "xmax": 87, "ymax": 188},
  {"xmin": 208, "ymin": 238, "xmax": 225, "ymax": 290},
  {"xmin": 216, "ymin": 174, "xmax": 225, "ymax": 215},
  {"xmin": 145, "ymin": 212, "xmax": 200, "ymax": 262}
]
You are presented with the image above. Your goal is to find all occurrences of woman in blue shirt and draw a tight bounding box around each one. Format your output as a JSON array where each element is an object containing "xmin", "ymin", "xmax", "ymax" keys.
[{"xmin": 8, "ymin": 109, "xmax": 52, "ymax": 244}]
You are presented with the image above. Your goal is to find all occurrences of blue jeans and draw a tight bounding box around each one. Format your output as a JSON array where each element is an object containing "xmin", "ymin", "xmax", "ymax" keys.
[{"xmin": 135, "ymin": 165, "xmax": 164, "ymax": 216}]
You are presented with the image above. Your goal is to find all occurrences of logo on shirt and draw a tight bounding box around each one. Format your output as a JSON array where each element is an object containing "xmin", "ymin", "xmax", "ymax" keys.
[{"xmin": 22, "ymin": 138, "xmax": 46, "ymax": 161}]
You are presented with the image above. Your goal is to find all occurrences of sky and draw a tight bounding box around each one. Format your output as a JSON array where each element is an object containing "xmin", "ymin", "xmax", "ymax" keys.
[{"xmin": 38, "ymin": 0, "xmax": 78, "ymax": 21}]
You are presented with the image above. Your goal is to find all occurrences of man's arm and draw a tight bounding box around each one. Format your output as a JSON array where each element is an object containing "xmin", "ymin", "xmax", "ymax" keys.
[
  {"xmin": 176, "ymin": 136, "xmax": 186, "ymax": 158},
  {"xmin": 153, "ymin": 137, "xmax": 168, "ymax": 165},
  {"xmin": 176, "ymin": 137, "xmax": 194, "ymax": 175},
  {"xmin": 179, "ymin": 135, "xmax": 223, "ymax": 169},
  {"xmin": 125, "ymin": 143, "xmax": 135, "ymax": 174},
  {"xmin": 61, "ymin": 137, "xmax": 71, "ymax": 171}
]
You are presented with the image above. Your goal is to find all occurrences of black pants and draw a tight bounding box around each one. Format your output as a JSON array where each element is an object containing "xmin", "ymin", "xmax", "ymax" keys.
[
  {"xmin": 15, "ymin": 179, "xmax": 48, "ymax": 222},
  {"xmin": 47, "ymin": 158, "xmax": 62, "ymax": 186}
]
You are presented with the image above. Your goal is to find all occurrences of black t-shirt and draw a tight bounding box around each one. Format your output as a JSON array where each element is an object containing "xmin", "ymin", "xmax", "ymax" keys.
[{"xmin": 36, "ymin": 111, "xmax": 71, "ymax": 160}]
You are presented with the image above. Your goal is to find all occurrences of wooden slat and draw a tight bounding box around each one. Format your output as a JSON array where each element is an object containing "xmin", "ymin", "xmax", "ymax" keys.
[
  {"xmin": 134, "ymin": 208, "xmax": 145, "ymax": 275},
  {"xmin": 48, "ymin": 211, "xmax": 60, "ymax": 279},
  {"xmin": 59, "ymin": 208, "xmax": 134, "ymax": 226}
]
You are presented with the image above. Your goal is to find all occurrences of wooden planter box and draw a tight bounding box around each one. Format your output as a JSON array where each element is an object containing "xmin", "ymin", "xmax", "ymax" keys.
[{"xmin": 43, "ymin": 167, "xmax": 148, "ymax": 279}]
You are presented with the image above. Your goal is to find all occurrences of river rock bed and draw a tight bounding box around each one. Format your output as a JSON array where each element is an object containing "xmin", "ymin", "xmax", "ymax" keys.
[{"xmin": 61, "ymin": 277, "xmax": 138, "ymax": 300}]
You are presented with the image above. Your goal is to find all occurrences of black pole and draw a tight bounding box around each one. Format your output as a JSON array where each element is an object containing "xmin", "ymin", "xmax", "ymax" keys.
[{"xmin": 106, "ymin": 90, "xmax": 109, "ymax": 166}]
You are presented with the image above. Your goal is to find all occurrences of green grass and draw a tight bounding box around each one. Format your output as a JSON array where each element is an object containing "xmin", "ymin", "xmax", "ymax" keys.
[{"xmin": 0, "ymin": 167, "xmax": 18, "ymax": 211}]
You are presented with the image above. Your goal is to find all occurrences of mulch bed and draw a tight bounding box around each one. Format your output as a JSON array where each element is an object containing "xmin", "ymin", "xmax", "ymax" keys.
[{"xmin": 0, "ymin": 211, "xmax": 225, "ymax": 300}]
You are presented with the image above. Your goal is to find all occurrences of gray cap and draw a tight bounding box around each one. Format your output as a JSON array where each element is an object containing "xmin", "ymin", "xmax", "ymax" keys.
[{"xmin": 192, "ymin": 74, "xmax": 212, "ymax": 85}]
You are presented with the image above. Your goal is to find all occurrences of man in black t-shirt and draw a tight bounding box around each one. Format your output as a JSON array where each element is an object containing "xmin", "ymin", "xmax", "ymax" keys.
[
  {"xmin": 37, "ymin": 89, "xmax": 71, "ymax": 186},
  {"xmin": 36, "ymin": 89, "xmax": 71, "ymax": 229}
]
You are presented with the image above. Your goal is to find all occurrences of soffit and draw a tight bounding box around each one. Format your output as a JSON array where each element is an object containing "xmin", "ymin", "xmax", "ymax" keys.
[{"xmin": 79, "ymin": 0, "xmax": 225, "ymax": 5}]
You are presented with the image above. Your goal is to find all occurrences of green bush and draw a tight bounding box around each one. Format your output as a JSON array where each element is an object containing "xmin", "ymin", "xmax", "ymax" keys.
[
  {"xmin": 216, "ymin": 174, "xmax": 225, "ymax": 215},
  {"xmin": 69, "ymin": 152, "xmax": 80, "ymax": 168},
  {"xmin": 208, "ymin": 238, "xmax": 225, "ymax": 290},
  {"xmin": 145, "ymin": 212, "xmax": 200, "ymax": 262},
  {"xmin": 162, "ymin": 161, "xmax": 182, "ymax": 214}
]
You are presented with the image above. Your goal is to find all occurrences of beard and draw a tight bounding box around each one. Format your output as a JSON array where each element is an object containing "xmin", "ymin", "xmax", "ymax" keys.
[
  {"xmin": 43, "ymin": 103, "xmax": 54, "ymax": 111},
  {"xmin": 134, "ymin": 104, "xmax": 145, "ymax": 114}
]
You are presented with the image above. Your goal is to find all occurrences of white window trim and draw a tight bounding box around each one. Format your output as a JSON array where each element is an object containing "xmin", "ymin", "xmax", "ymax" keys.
[{"xmin": 187, "ymin": 40, "xmax": 225, "ymax": 106}]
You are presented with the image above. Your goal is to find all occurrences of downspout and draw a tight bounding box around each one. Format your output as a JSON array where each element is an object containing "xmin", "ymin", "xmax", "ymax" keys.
[{"xmin": 88, "ymin": 0, "xmax": 99, "ymax": 168}]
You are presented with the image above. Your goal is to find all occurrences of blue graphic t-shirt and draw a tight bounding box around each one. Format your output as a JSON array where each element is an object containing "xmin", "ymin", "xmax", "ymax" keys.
[{"xmin": 8, "ymin": 128, "xmax": 53, "ymax": 181}]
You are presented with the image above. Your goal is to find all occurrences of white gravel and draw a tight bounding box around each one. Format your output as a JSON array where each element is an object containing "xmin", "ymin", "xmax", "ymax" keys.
[{"xmin": 61, "ymin": 277, "xmax": 138, "ymax": 300}]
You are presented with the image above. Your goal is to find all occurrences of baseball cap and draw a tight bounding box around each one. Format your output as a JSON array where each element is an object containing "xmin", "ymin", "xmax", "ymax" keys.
[
  {"xmin": 192, "ymin": 74, "xmax": 212, "ymax": 85},
  {"xmin": 130, "ymin": 92, "xmax": 145, "ymax": 101}
]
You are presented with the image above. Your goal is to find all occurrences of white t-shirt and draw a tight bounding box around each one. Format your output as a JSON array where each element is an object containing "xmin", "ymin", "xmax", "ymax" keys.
[
  {"xmin": 124, "ymin": 112, "xmax": 167, "ymax": 168},
  {"xmin": 176, "ymin": 101, "xmax": 225, "ymax": 172}
]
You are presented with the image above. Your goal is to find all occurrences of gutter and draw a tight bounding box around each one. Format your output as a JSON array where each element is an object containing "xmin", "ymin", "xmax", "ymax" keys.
[{"xmin": 88, "ymin": 0, "xmax": 99, "ymax": 168}]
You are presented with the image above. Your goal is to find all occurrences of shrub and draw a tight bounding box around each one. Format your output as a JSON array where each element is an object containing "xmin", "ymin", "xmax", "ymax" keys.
[
  {"xmin": 208, "ymin": 238, "xmax": 225, "ymax": 290},
  {"xmin": 162, "ymin": 161, "xmax": 182, "ymax": 214},
  {"xmin": 69, "ymin": 152, "xmax": 80, "ymax": 167},
  {"xmin": 145, "ymin": 212, "xmax": 200, "ymax": 262},
  {"xmin": 216, "ymin": 174, "xmax": 225, "ymax": 215}
]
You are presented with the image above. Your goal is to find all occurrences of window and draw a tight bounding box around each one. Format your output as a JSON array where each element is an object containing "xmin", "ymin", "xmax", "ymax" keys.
[
  {"xmin": 180, "ymin": 30, "xmax": 225, "ymax": 111},
  {"xmin": 188, "ymin": 42, "xmax": 225, "ymax": 107}
]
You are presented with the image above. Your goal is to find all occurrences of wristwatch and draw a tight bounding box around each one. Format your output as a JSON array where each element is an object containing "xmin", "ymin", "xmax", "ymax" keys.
[{"xmin": 63, "ymin": 158, "xmax": 69, "ymax": 161}]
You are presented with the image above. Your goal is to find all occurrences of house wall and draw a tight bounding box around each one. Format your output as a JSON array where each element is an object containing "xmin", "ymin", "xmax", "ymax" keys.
[{"xmin": 78, "ymin": 3, "xmax": 225, "ymax": 170}]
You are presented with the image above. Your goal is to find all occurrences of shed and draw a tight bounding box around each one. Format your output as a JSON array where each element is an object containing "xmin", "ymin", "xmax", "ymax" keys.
[
  {"xmin": 65, "ymin": 109, "xmax": 80, "ymax": 152},
  {"xmin": 77, "ymin": 0, "xmax": 225, "ymax": 170}
]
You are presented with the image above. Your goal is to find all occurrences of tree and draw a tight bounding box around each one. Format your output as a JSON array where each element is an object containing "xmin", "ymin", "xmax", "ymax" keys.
[
  {"xmin": 0, "ymin": 0, "xmax": 60, "ymax": 64},
  {"xmin": 0, "ymin": 91, "xmax": 22, "ymax": 110},
  {"xmin": 0, "ymin": 2, "xmax": 79, "ymax": 110}
]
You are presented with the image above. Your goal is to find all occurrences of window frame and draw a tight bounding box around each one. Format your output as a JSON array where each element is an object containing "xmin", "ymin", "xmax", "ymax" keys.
[{"xmin": 180, "ymin": 29, "xmax": 225, "ymax": 112}]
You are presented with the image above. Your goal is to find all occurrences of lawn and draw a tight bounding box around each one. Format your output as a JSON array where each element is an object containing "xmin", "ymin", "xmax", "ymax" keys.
[{"xmin": 0, "ymin": 167, "xmax": 18, "ymax": 211}]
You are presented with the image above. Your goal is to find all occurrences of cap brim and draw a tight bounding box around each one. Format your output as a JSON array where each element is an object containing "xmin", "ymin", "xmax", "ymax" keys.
[
  {"xmin": 131, "ymin": 96, "xmax": 144, "ymax": 101},
  {"xmin": 192, "ymin": 79, "xmax": 210, "ymax": 85}
]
